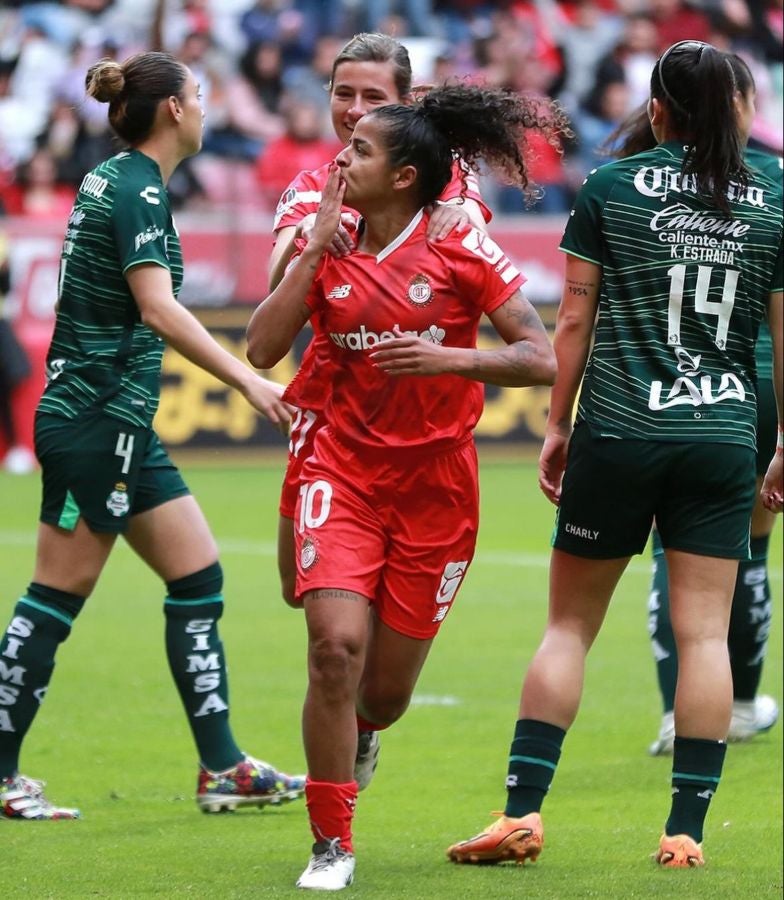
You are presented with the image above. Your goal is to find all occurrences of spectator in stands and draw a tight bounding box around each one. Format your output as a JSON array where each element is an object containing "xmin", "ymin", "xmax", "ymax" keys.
[
  {"xmin": 255, "ymin": 93, "xmax": 343, "ymax": 208},
  {"xmin": 212, "ymin": 39, "xmax": 285, "ymax": 160},
  {"xmin": 0, "ymin": 222, "xmax": 35, "ymax": 474},
  {"xmin": 595, "ymin": 12, "xmax": 660, "ymax": 112},
  {"xmin": 2, "ymin": 147, "xmax": 76, "ymax": 219},
  {"xmin": 569, "ymin": 77, "xmax": 630, "ymax": 175},
  {"xmin": 239, "ymin": 0, "xmax": 316, "ymax": 68}
]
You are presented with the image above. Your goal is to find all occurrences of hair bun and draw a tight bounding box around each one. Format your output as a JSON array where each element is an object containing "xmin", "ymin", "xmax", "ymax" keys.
[{"xmin": 85, "ymin": 59, "xmax": 125, "ymax": 103}]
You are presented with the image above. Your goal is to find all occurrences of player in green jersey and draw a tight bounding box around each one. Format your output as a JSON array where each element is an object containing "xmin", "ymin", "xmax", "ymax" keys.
[
  {"xmin": 0, "ymin": 52, "xmax": 304, "ymax": 820},
  {"xmin": 447, "ymin": 40, "xmax": 783, "ymax": 869},
  {"xmin": 607, "ymin": 57, "xmax": 784, "ymax": 756}
]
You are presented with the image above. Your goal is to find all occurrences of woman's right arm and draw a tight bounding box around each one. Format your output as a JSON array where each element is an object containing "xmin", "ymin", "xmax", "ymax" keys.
[
  {"xmin": 126, "ymin": 264, "xmax": 291, "ymax": 430},
  {"xmin": 249, "ymin": 165, "xmax": 346, "ymax": 368},
  {"xmin": 539, "ymin": 254, "xmax": 601, "ymax": 505}
]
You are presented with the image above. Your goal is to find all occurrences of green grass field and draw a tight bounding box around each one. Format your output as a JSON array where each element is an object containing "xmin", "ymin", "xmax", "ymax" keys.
[{"xmin": 0, "ymin": 460, "xmax": 781, "ymax": 898}]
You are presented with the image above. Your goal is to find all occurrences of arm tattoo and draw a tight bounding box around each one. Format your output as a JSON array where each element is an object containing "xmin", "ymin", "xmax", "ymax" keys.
[{"xmin": 566, "ymin": 280, "xmax": 593, "ymax": 297}]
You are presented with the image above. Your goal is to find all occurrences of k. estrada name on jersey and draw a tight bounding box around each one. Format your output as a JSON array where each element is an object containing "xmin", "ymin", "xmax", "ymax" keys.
[{"xmin": 329, "ymin": 323, "xmax": 446, "ymax": 350}]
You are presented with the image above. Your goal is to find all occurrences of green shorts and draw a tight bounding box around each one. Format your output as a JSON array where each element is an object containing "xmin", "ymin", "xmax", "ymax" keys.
[
  {"xmin": 36, "ymin": 410, "xmax": 190, "ymax": 534},
  {"xmin": 552, "ymin": 424, "xmax": 756, "ymax": 560}
]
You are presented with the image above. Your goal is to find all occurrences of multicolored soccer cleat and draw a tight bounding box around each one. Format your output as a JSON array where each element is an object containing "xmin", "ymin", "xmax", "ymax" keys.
[
  {"xmin": 197, "ymin": 754, "xmax": 305, "ymax": 813},
  {"xmin": 0, "ymin": 774, "xmax": 80, "ymax": 820},
  {"xmin": 446, "ymin": 812, "xmax": 544, "ymax": 864},
  {"xmin": 655, "ymin": 833, "xmax": 705, "ymax": 868}
]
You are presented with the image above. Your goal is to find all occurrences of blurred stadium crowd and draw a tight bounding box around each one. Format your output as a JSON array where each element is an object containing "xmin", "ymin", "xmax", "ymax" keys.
[{"xmin": 0, "ymin": 0, "xmax": 782, "ymax": 217}]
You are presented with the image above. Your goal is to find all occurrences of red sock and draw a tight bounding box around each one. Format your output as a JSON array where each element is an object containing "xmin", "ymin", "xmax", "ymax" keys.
[{"xmin": 305, "ymin": 777, "xmax": 358, "ymax": 853}]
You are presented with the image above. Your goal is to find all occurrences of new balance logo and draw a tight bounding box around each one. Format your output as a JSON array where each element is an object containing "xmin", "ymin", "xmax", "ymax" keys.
[{"xmin": 327, "ymin": 284, "xmax": 352, "ymax": 300}]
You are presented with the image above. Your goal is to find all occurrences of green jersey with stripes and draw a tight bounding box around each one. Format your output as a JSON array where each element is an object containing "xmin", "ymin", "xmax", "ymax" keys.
[
  {"xmin": 561, "ymin": 140, "xmax": 783, "ymax": 450},
  {"xmin": 746, "ymin": 147, "xmax": 783, "ymax": 382},
  {"xmin": 38, "ymin": 149, "xmax": 183, "ymax": 428}
]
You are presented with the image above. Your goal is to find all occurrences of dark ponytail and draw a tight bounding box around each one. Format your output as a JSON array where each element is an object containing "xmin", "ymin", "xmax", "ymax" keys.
[
  {"xmin": 367, "ymin": 84, "xmax": 571, "ymax": 208},
  {"xmin": 86, "ymin": 51, "xmax": 188, "ymax": 145},
  {"xmin": 651, "ymin": 42, "xmax": 750, "ymax": 214}
]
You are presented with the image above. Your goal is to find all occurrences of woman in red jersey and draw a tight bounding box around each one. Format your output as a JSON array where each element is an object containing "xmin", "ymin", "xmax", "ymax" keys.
[
  {"xmin": 265, "ymin": 33, "xmax": 497, "ymax": 801},
  {"xmin": 247, "ymin": 83, "xmax": 564, "ymax": 891},
  {"xmin": 268, "ymin": 33, "xmax": 492, "ymax": 611}
]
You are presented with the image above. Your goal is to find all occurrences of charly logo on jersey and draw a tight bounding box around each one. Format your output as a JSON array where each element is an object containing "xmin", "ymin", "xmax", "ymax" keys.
[
  {"xmin": 634, "ymin": 165, "xmax": 765, "ymax": 207},
  {"xmin": 407, "ymin": 273, "xmax": 433, "ymax": 306},
  {"xmin": 139, "ymin": 186, "xmax": 161, "ymax": 205},
  {"xmin": 432, "ymin": 561, "xmax": 468, "ymax": 623},
  {"xmin": 300, "ymin": 536, "xmax": 319, "ymax": 570},
  {"xmin": 135, "ymin": 225, "xmax": 165, "ymax": 252},
  {"xmin": 329, "ymin": 323, "xmax": 446, "ymax": 349},
  {"xmin": 106, "ymin": 482, "xmax": 130, "ymax": 518}
]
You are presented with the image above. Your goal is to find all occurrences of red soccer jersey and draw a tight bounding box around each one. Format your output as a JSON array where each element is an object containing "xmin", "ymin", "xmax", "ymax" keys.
[
  {"xmin": 299, "ymin": 210, "xmax": 525, "ymax": 451},
  {"xmin": 276, "ymin": 160, "xmax": 492, "ymax": 412}
]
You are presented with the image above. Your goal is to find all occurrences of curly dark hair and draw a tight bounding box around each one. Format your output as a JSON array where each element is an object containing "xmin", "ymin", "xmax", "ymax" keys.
[{"xmin": 368, "ymin": 83, "xmax": 572, "ymax": 207}]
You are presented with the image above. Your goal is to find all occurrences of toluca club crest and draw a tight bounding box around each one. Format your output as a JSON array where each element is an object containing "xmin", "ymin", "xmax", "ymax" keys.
[{"xmin": 407, "ymin": 274, "xmax": 433, "ymax": 306}]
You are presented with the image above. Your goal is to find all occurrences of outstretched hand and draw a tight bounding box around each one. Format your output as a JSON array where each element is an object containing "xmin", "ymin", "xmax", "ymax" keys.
[{"xmin": 242, "ymin": 376, "xmax": 295, "ymax": 436}]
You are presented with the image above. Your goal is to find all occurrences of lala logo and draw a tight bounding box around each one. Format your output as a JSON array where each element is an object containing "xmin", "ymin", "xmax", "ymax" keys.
[{"xmin": 407, "ymin": 274, "xmax": 433, "ymax": 306}]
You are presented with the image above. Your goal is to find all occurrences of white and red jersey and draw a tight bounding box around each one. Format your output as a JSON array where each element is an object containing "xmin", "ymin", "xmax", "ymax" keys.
[
  {"xmin": 298, "ymin": 209, "xmax": 525, "ymax": 452},
  {"xmin": 276, "ymin": 160, "xmax": 492, "ymax": 413}
]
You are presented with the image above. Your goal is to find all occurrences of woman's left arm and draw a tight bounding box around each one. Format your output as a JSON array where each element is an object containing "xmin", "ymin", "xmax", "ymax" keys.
[{"xmin": 369, "ymin": 289, "xmax": 556, "ymax": 387}]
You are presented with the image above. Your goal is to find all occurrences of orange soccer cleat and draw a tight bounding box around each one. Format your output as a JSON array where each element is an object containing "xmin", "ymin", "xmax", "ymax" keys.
[
  {"xmin": 447, "ymin": 812, "xmax": 544, "ymax": 865},
  {"xmin": 655, "ymin": 833, "xmax": 705, "ymax": 868}
]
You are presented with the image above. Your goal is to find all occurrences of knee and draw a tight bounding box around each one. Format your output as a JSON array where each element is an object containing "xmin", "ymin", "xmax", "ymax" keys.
[{"xmin": 308, "ymin": 635, "xmax": 363, "ymax": 693}]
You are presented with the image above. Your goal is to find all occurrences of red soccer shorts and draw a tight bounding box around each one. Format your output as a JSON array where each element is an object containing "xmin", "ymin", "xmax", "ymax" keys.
[
  {"xmin": 279, "ymin": 407, "xmax": 328, "ymax": 518},
  {"xmin": 294, "ymin": 428, "xmax": 479, "ymax": 639}
]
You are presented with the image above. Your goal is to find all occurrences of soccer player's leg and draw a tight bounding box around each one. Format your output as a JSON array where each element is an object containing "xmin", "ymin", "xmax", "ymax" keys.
[
  {"xmin": 656, "ymin": 442, "xmax": 755, "ymax": 866},
  {"xmin": 449, "ymin": 430, "xmax": 653, "ymax": 865},
  {"xmin": 728, "ymin": 375, "xmax": 779, "ymax": 741},
  {"xmin": 294, "ymin": 444, "xmax": 387, "ymax": 889},
  {"xmin": 125, "ymin": 444, "xmax": 304, "ymax": 812},
  {"xmin": 647, "ymin": 529, "xmax": 677, "ymax": 755},
  {"xmin": 1, "ymin": 412, "xmax": 128, "ymax": 820}
]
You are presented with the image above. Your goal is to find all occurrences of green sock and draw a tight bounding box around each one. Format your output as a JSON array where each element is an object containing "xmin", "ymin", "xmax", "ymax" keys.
[
  {"xmin": 0, "ymin": 584, "xmax": 85, "ymax": 778},
  {"xmin": 164, "ymin": 564, "xmax": 242, "ymax": 772},
  {"xmin": 666, "ymin": 737, "xmax": 726, "ymax": 843},
  {"xmin": 504, "ymin": 718, "xmax": 565, "ymax": 817},
  {"xmin": 729, "ymin": 535, "xmax": 771, "ymax": 701},
  {"xmin": 648, "ymin": 532, "xmax": 677, "ymax": 712}
]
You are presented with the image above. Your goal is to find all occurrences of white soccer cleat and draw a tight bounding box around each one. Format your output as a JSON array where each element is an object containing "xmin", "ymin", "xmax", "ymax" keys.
[
  {"xmin": 648, "ymin": 711, "xmax": 675, "ymax": 756},
  {"xmin": 0, "ymin": 774, "xmax": 80, "ymax": 820},
  {"xmin": 728, "ymin": 695, "xmax": 779, "ymax": 741},
  {"xmin": 296, "ymin": 838, "xmax": 355, "ymax": 891},
  {"xmin": 354, "ymin": 730, "xmax": 380, "ymax": 792}
]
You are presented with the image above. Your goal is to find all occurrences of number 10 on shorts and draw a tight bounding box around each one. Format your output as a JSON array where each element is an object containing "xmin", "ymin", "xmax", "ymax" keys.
[{"xmin": 298, "ymin": 480, "xmax": 333, "ymax": 531}]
